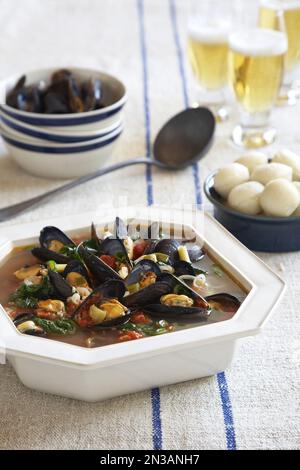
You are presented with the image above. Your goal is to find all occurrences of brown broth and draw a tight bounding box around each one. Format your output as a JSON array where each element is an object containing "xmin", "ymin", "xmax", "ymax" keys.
[{"xmin": 0, "ymin": 241, "xmax": 247, "ymax": 349}]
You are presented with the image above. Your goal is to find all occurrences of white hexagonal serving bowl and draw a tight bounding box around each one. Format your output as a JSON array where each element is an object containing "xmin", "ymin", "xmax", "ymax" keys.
[{"xmin": 0, "ymin": 207, "xmax": 285, "ymax": 402}]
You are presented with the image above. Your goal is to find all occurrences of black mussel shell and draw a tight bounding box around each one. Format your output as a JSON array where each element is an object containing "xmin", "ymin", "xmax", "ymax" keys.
[
  {"xmin": 114, "ymin": 217, "xmax": 128, "ymax": 239},
  {"xmin": 6, "ymin": 75, "xmax": 43, "ymax": 113},
  {"xmin": 82, "ymin": 78, "xmax": 103, "ymax": 111},
  {"xmin": 13, "ymin": 313, "xmax": 46, "ymax": 336},
  {"xmin": 205, "ymin": 293, "xmax": 241, "ymax": 313},
  {"xmin": 125, "ymin": 259, "xmax": 161, "ymax": 286},
  {"xmin": 142, "ymin": 272, "xmax": 210, "ymax": 320},
  {"xmin": 73, "ymin": 280, "xmax": 129, "ymax": 328},
  {"xmin": 174, "ymin": 260, "xmax": 196, "ymax": 277},
  {"xmin": 123, "ymin": 281, "xmax": 171, "ymax": 308},
  {"xmin": 13, "ymin": 312, "xmax": 35, "ymax": 327},
  {"xmin": 187, "ymin": 245, "xmax": 205, "ymax": 263},
  {"xmin": 159, "ymin": 273, "xmax": 209, "ymax": 307},
  {"xmin": 51, "ymin": 69, "xmax": 73, "ymax": 84},
  {"xmin": 43, "ymin": 91, "xmax": 69, "ymax": 114},
  {"xmin": 63, "ymin": 259, "xmax": 91, "ymax": 286},
  {"xmin": 99, "ymin": 237, "xmax": 132, "ymax": 267},
  {"xmin": 39, "ymin": 226, "xmax": 75, "ymax": 251},
  {"xmin": 79, "ymin": 246, "xmax": 121, "ymax": 284},
  {"xmin": 91, "ymin": 222, "xmax": 102, "ymax": 251},
  {"xmin": 151, "ymin": 239, "xmax": 180, "ymax": 265},
  {"xmin": 143, "ymin": 304, "xmax": 210, "ymax": 322},
  {"xmin": 143, "ymin": 240, "xmax": 158, "ymax": 255},
  {"xmin": 31, "ymin": 247, "xmax": 69, "ymax": 264},
  {"xmin": 48, "ymin": 270, "xmax": 73, "ymax": 299},
  {"xmin": 68, "ymin": 76, "xmax": 84, "ymax": 113}
]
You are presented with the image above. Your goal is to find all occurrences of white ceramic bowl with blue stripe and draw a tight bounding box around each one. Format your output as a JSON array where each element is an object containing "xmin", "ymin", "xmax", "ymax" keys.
[
  {"xmin": 1, "ymin": 123, "xmax": 123, "ymax": 179},
  {"xmin": 0, "ymin": 67, "xmax": 127, "ymax": 132},
  {"xmin": 0, "ymin": 111, "xmax": 122, "ymax": 144}
]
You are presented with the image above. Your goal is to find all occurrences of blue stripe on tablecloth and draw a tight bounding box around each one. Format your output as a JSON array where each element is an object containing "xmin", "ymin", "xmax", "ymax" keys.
[
  {"xmin": 137, "ymin": 0, "xmax": 162, "ymax": 450},
  {"xmin": 169, "ymin": 0, "xmax": 237, "ymax": 450},
  {"xmin": 169, "ymin": 0, "xmax": 202, "ymax": 206},
  {"xmin": 217, "ymin": 372, "xmax": 237, "ymax": 450},
  {"xmin": 137, "ymin": 0, "xmax": 154, "ymax": 206}
]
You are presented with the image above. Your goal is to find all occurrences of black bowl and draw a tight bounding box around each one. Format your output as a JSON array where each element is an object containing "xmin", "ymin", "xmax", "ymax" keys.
[{"xmin": 204, "ymin": 172, "xmax": 300, "ymax": 252}]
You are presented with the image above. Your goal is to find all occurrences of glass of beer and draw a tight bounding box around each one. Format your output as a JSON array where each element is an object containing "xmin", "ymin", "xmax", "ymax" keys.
[
  {"xmin": 259, "ymin": 0, "xmax": 300, "ymax": 104},
  {"xmin": 187, "ymin": 1, "xmax": 231, "ymax": 121},
  {"xmin": 229, "ymin": 28, "xmax": 287, "ymax": 148}
]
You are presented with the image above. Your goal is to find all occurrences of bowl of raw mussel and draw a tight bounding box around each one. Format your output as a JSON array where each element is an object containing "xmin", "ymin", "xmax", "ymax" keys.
[{"xmin": 0, "ymin": 67, "xmax": 126, "ymax": 178}]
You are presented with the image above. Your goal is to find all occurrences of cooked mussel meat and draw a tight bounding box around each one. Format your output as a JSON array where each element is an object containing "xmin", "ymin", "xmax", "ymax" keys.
[
  {"xmin": 32, "ymin": 226, "xmax": 75, "ymax": 263},
  {"xmin": 205, "ymin": 293, "xmax": 241, "ymax": 313},
  {"xmin": 123, "ymin": 260, "xmax": 171, "ymax": 308},
  {"xmin": 125, "ymin": 260, "xmax": 161, "ymax": 288},
  {"xmin": 73, "ymin": 280, "xmax": 129, "ymax": 328},
  {"xmin": 142, "ymin": 273, "xmax": 210, "ymax": 320},
  {"xmin": 13, "ymin": 313, "xmax": 45, "ymax": 336},
  {"xmin": 39, "ymin": 226, "xmax": 75, "ymax": 252},
  {"xmin": 63, "ymin": 260, "xmax": 91, "ymax": 288}
]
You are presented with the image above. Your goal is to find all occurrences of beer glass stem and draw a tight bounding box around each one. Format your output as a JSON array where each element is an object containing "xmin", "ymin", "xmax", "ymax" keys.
[
  {"xmin": 194, "ymin": 87, "xmax": 229, "ymax": 122},
  {"xmin": 232, "ymin": 109, "xmax": 276, "ymax": 148}
]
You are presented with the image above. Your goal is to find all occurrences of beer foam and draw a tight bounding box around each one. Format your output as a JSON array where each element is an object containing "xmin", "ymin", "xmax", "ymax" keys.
[
  {"xmin": 229, "ymin": 29, "xmax": 287, "ymax": 56},
  {"xmin": 260, "ymin": 0, "xmax": 300, "ymax": 10},
  {"xmin": 188, "ymin": 19, "xmax": 230, "ymax": 44}
]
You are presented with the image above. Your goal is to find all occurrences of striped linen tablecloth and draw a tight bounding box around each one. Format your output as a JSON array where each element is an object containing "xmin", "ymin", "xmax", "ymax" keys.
[{"xmin": 0, "ymin": 0, "xmax": 299, "ymax": 450}]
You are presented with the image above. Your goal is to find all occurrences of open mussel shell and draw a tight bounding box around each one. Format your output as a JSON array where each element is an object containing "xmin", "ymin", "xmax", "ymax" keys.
[
  {"xmin": 142, "ymin": 273, "xmax": 211, "ymax": 321},
  {"xmin": 6, "ymin": 75, "xmax": 43, "ymax": 113},
  {"xmin": 39, "ymin": 226, "xmax": 75, "ymax": 251},
  {"xmin": 150, "ymin": 239, "xmax": 180, "ymax": 265},
  {"xmin": 31, "ymin": 247, "xmax": 69, "ymax": 264},
  {"xmin": 123, "ymin": 260, "xmax": 170, "ymax": 307},
  {"xmin": 205, "ymin": 293, "xmax": 241, "ymax": 313},
  {"xmin": 13, "ymin": 313, "xmax": 46, "ymax": 336},
  {"xmin": 174, "ymin": 260, "xmax": 196, "ymax": 277},
  {"xmin": 123, "ymin": 281, "xmax": 171, "ymax": 308},
  {"xmin": 187, "ymin": 245, "xmax": 205, "ymax": 263},
  {"xmin": 73, "ymin": 280, "xmax": 130, "ymax": 329},
  {"xmin": 91, "ymin": 222, "xmax": 102, "ymax": 252},
  {"xmin": 79, "ymin": 246, "xmax": 121, "ymax": 284},
  {"xmin": 63, "ymin": 259, "xmax": 92, "ymax": 287},
  {"xmin": 98, "ymin": 237, "xmax": 132, "ymax": 267},
  {"xmin": 125, "ymin": 259, "xmax": 161, "ymax": 286},
  {"xmin": 13, "ymin": 312, "xmax": 35, "ymax": 327},
  {"xmin": 48, "ymin": 270, "xmax": 73, "ymax": 300},
  {"xmin": 143, "ymin": 304, "xmax": 210, "ymax": 322}
]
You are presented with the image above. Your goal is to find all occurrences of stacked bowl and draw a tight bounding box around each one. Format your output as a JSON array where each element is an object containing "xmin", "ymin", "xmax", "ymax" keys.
[{"xmin": 0, "ymin": 67, "xmax": 127, "ymax": 178}]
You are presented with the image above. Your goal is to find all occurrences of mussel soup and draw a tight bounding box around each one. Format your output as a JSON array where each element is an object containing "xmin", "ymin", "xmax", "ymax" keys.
[{"xmin": 0, "ymin": 219, "xmax": 247, "ymax": 349}]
